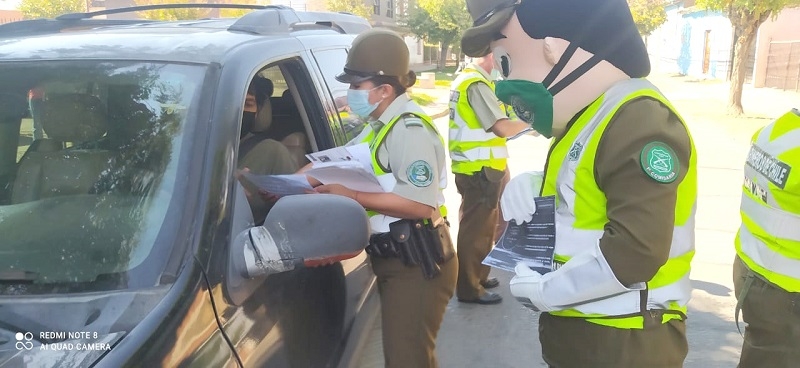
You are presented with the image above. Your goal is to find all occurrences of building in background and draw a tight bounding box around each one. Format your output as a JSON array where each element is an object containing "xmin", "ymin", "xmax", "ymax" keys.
[{"xmin": 648, "ymin": 0, "xmax": 800, "ymax": 92}]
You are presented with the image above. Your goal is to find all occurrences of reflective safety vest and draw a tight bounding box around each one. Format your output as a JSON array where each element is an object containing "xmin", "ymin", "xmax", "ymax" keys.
[
  {"xmin": 735, "ymin": 109, "xmax": 800, "ymax": 292},
  {"xmin": 359, "ymin": 112, "xmax": 448, "ymax": 233},
  {"xmin": 448, "ymin": 67, "xmax": 508, "ymax": 174},
  {"xmin": 543, "ymin": 78, "xmax": 698, "ymax": 329}
]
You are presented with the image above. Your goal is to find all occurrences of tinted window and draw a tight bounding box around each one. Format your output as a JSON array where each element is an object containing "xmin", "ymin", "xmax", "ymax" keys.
[{"xmin": 0, "ymin": 61, "xmax": 206, "ymax": 294}]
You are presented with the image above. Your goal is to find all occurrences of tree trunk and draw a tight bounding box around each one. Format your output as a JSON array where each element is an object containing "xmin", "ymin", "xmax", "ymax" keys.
[
  {"xmin": 438, "ymin": 42, "xmax": 450, "ymax": 71},
  {"xmin": 727, "ymin": 10, "xmax": 771, "ymax": 116}
]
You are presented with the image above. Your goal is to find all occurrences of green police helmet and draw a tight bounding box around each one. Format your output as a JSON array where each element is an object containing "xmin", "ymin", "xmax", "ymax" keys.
[{"xmin": 336, "ymin": 28, "xmax": 416, "ymax": 87}]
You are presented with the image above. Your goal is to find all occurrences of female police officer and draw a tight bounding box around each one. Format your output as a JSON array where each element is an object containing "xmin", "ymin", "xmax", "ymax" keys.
[{"xmin": 312, "ymin": 29, "xmax": 457, "ymax": 368}]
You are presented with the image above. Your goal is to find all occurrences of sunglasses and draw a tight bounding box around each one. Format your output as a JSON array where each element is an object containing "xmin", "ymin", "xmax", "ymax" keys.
[{"xmin": 473, "ymin": 0, "xmax": 521, "ymax": 27}]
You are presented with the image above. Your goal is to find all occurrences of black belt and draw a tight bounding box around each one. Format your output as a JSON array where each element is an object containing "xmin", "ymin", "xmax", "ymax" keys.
[{"xmin": 366, "ymin": 218, "xmax": 455, "ymax": 279}]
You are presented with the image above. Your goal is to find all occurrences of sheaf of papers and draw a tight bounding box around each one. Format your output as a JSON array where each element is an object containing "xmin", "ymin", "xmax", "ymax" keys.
[
  {"xmin": 305, "ymin": 143, "xmax": 372, "ymax": 171},
  {"xmin": 304, "ymin": 143, "xmax": 388, "ymax": 193},
  {"xmin": 482, "ymin": 196, "xmax": 557, "ymax": 274},
  {"xmin": 239, "ymin": 172, "xmax": 313, "ymax": 196}
]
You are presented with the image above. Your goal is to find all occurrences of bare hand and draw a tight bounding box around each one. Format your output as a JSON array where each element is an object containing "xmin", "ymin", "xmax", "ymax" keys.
[{"xmin": 315, "ymin": 184, "xmax": 356, "ymax": 200}]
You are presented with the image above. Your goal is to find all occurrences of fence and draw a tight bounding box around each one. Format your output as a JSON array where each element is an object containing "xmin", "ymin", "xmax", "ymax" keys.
[{"xmin": 765, "ymin": 40, "xmax": 800, "ymax": 92}]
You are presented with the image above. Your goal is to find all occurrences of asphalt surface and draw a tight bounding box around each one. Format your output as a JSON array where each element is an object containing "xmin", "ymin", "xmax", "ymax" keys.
[{"xmin": 357, "ymin": 72, "xmax": 799, "ymax": 368}]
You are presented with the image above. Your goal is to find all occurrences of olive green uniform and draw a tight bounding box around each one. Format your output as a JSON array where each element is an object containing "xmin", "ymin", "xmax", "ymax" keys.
[
  {"xmin": 349, "ymin": 94, "xmax": 457, "ymax": 368},
  {"xmin": 237, "ymin": 138, "xmax": 298, "ymax": 222},
  {"xmin": 540, "ymin": 97, "xmax": 691, "ymax": 367},
  {"xmin": 454, "ymin": 65, "xmax": 511, "ymax": 299}
]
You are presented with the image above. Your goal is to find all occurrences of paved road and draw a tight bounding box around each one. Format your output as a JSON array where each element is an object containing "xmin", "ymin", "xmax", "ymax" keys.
[{"xmin": 358, "ymin": 73, "xmax": 799, "ymax": 368}]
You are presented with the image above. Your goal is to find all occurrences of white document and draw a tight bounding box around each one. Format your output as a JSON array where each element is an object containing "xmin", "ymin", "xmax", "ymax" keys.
[
  {"xmin": 306, "ymin": 143, "xmax": 372, "ymax": 171},
  {"xmin": 305, "ymin": 164, "xmax": 385, "ymax": 193},
  {"xmin": 239, "ymin": 172, "xmax": 313, "ymax": 196}
]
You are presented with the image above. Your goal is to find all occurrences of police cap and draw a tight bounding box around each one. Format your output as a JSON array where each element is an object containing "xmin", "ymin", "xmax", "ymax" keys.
[
  {"xmin": 336, "ymin": 29, "xmax": 416, "ymax": 87},
  {"xmin": 461, "ymin": 0, "xmax": 650, "ymax": 78}
]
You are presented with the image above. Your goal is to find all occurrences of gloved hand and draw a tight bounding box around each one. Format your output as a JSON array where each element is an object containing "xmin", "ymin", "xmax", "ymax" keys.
[
  {"xmin": 500, "ymin": 171, "xmax": 543, "ymax": 224},
  {"xmin": 509, "ymin": 262, "xmax": 553, "ymax": 312}
]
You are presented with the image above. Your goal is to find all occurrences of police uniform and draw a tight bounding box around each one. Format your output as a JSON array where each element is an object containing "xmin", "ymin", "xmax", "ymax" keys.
[
  {"xmin": 733, "ymin": 109, "xmax": 800, "ymax": 368},
  {"xmin": 536, "ymin": 88, "xmax": 694, "ymax": 367},
  {"xmin": 336, "ymin": 29, "xmax": 457, "ymax": 368},
  {"xmin": 460, "ymin": 0, "xmax": 696, "ymax": 366},
  {"xmin": 449, "ymin": 62, "xmax": 510, "ymax": 302}
]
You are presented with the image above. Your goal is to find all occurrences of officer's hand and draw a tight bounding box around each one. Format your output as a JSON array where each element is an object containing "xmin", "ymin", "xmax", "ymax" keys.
[
  {"xmin": 314, "ymin": 184, "xmax": 356, "ymax": 200},
  {"xmin": 510, "ymin": 262, "xmax": 552, "ymax": 312},
  {"xmin": 500, "ymin": 171, "xmax": 543, "ymax": 224}
]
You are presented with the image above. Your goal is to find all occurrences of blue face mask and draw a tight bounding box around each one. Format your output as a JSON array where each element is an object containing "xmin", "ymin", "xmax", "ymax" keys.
[{"xmin": 347, "ymin": 88, "xmax": 380, "ymax": 118}]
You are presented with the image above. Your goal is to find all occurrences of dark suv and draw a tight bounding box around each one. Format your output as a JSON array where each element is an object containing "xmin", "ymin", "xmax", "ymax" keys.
[{"xmin": 0, "ymin": 5, "xmax": 379, "ymax": 367}]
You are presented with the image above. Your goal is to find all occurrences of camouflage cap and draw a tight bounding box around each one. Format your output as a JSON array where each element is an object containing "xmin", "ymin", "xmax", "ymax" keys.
[
  {"xmin": 461, "ymin": 0, "xmax": 519, "ymax": 57},
  {"xmin": 336, "ymin": 28, "xmax": 415, "ymax": 87}
]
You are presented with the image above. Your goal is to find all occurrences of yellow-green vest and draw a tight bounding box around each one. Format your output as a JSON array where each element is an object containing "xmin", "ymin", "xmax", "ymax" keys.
[
  {"xmin": 542, "ymin": 78, "xmax": 698, "ymax": 329},
  {"xmin": 735, "ymin": 109, "xmax": 800, "ymax": 292},
  {"xmin": 448, "ymin": 68, "xmax": 508, "ymax": 174},
  {"xmin": 359, "ymin": 112, "xmax": 448, "ymax": 233}
]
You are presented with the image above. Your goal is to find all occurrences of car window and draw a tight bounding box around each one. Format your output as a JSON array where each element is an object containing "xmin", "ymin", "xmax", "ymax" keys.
[
  {"xmin": 0, "ymin": 61, "xmax": 206, "ymax": 294},
  {"xmin": 311, "ymin": 48, "xmax": 367, "ymax": 143}
]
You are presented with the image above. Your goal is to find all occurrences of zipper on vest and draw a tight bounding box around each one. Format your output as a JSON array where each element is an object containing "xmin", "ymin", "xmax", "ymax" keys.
[{"xmin": 540, "ymin": 111, "xmax": 583, "ymax": 195}]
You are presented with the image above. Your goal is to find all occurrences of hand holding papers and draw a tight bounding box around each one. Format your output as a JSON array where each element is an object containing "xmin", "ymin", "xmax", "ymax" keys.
[
  {"xmin": 482, "ymin": 196, "xmax": 557, "ymax": 274},
  {"xmin": 239, "ymin": 172, "xmax": 313, "ymax": 197},
  {"xmin": 304, "ymin": 143, "xmax": 388, "ymax": 193}
]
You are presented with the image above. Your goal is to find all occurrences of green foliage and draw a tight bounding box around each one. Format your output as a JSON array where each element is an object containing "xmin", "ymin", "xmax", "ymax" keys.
[
  {"xmin": 627, "ymin": 0, "xmax": 668, "ymax": 36},
  {"xmin": 19, "ymin": 0, "xmax": 86, "ymax": 19},
  {"xmin": 696, "ymin": 0, "xmax": 800, "ymax": 20},
  {"xmin": 404, "ymin": 0, "xmax": 471, "ymax": 45},
  {"xmin": 326, "ymin": 0, "xmax": 372, "ymax": 20}
]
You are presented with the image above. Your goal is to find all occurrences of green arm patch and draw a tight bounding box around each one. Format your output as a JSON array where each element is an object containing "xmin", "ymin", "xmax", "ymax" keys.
[
  {"xmin": 640, "ymin": 141, "xmax": 680, "ymax": 183},
  {"xmin": 407, "ymin": 160, "xmax": 434, "ymax": 187}
]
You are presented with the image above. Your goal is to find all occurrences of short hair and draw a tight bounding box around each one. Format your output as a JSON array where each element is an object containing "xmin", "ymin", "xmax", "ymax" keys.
[{"xmin": 247, "ymin": 77, "xmax": 274, "ymax": 107}]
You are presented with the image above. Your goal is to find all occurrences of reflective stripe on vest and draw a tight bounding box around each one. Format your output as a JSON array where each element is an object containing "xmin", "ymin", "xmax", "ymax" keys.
[
  {"xmin": 448, "ymin": 68, "xmax": 507, "ymax": 174},
  {"xmin": 360, "ymin": 112, "xmax": 448, "ymax": 233},
  {"xmin": 735, "ymin": 110, "xmax": 800, "ymax": 292},
  {"xmin": 542, "ymin": 78, "xmax": 698, "ymax": 329}
]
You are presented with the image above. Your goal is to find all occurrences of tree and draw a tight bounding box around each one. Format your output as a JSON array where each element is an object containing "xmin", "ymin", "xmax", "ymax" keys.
[
  {"xmin": 326, "ymin": 0, "xmax": 372, "ymax": 20},
  {"xmin": 697, "ymin": 0, "xmax": 800, "ymax": 115},
  {"xmin": 403, "ymin": 0, "xmax": 471, "ymax": 70},
  {"xmin": 19, "ymin": 0, "xmax": 86, "ymax": 19},
  {"xmin": 628, "ymin": 0, "xmax": 668, "ymax": 38}
]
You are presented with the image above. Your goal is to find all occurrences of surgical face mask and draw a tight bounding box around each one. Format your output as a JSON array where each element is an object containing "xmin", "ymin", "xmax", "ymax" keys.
[
  {"xmin": 347, "ymin": 87, "xmax": 381, "ymax": 118},
  {"xmin": 490, "ymin": 69, "xmax": 502, "ymax": 81},
  {"xmin": 495, "ymin": 80, "xmax": 553, "ymax": 137},
  {"xmin": 241, "ymin": 111, "xmax": 255, "ymax": 138}
]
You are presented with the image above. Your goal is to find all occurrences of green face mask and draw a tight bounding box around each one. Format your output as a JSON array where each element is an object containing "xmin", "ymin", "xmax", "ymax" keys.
[{"xmin": 495, "ymin": 79, "xmax": 555, "ymax": 138}]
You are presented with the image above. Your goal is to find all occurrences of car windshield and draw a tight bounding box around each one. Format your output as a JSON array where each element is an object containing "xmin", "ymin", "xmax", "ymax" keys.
[{"xmin": 0, "ymin": 61, "xmax": 206, "ymax": 295}]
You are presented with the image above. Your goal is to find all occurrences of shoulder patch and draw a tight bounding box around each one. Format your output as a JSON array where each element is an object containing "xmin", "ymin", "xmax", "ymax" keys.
[
  {"xmin": 640, "ymin": 141, "xmax": 679, "ymax": 183},
  {"xmin": 407, "ymin": 160, "xmax": 434, "ymax": 187}
]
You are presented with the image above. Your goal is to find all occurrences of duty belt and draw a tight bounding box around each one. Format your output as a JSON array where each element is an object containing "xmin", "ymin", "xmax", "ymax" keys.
[{"xmin": 366, "ymin": 218, "xmax": 455, "ymax": 279}]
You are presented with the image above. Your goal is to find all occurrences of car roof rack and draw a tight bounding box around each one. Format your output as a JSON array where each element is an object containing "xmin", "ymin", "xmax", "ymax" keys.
[
  {"xmin": 0, "ymin": 4, "xmax": 370, "ymax": 38},
  {"xmin": 228, "ymin": 6, "xmax": 371, "ymax": 35}
]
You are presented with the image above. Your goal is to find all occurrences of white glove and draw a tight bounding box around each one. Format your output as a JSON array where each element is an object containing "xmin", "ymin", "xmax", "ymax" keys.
[
  {"xmin": 500, "ymin": 171, "xmax": 543, "ymax": 224},
  {"xmin": 509, "ymin": 262, "xmax": 552, "ymax": 312}
]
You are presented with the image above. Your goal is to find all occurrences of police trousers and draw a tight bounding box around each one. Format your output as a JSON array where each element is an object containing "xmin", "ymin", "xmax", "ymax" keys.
[
  {"xmin": 733, "ymin": 255, "xmax": 800, "ymax": 368},
  {"xmin": 454, "ymin": 167, "xmax": 505, "ymax": 299},
  {"xmin": 539, "ymin": 312, "xmax": 687, "ymax": 368},
  {"xmin": 371, "ymin": 253, "xmax": 457, "ymax": 368}
]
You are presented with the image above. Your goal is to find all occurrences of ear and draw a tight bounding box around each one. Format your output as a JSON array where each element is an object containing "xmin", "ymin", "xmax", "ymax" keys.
[{"xmin": 543, "ymin": 37, "xmax": 566, "ymax": 67}]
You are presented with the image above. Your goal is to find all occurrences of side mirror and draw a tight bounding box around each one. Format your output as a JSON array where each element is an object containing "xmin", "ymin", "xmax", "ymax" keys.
[{"xmin": 230, "ymin": 193, "xmax": 369, "ymax": 280}]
